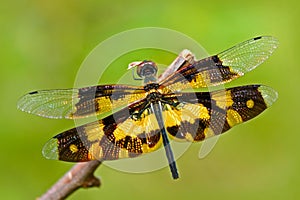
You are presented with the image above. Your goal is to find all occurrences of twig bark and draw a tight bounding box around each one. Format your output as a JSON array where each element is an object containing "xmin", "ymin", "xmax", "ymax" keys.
[{"xmin": 38, "ymin": 160, "xmax": 101, "ymax": 200}]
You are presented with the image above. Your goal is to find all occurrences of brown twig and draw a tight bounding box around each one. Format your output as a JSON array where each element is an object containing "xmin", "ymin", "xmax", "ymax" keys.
[{"xmin": 38, "ymin": 161, "xmax": 101, "ymax": 200}]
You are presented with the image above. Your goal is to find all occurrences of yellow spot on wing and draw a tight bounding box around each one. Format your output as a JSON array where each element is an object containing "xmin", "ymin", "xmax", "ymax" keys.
[
  {"xmin": 246, "ymin": 99, "xmax": 254, "ymax": 108},
  {"xmin": 69, "ymin": 144, "xmax": 78, "ymax": 153},
  {"xmin": 226, "ymin": 109, "xmax": 243, "ymax": 127}
]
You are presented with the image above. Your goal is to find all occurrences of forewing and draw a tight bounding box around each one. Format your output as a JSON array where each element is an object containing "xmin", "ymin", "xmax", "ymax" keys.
[
  {"xmin": 159, "ymin": 36, "xmax": 278, "ymax": 91},
  {"xmin": 42, "ymin": 99, "xmax": 163, "ymax": 162},
  {"xmin": 17, "ymin": 85, "xmax": 146, "ymax": 119},
  {"xmin": 162, "ymin": 85, "xmax": 277, "ymax": 141}
]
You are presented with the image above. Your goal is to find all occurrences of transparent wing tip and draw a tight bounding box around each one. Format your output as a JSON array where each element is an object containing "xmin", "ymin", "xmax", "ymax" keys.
[
  {"xmin": 260, "ymin": 35, "xmax": 279, "ymax": 50},
  {"xmin": 17, "ymin": 93, "xmax": 34, "ymax": 111},
  {"xmin": 42, "ymin": 138, "xmax": 59, "ymax": 160},
  {"xmin": 250, "ymin": 36, "xmax": 279, "ymax": 59},
  {"xmin": 17, "ymin": 89, "xmax": 76, "ymax": 119},
  {"xmin": 259, "ymin": 85, "xmax": 278, "ymax": 107}
]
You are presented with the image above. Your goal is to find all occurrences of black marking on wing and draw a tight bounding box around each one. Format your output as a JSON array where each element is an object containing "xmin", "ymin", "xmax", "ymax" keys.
[
  {"xmin": 42, "ymin": 98, "xmax": 163, "ymax": 161},
  {"xmin": 159, "ymin": 36, "xmax": 278, "ymax": 91},
  {"xmin": 162, "ymin": 85, "xmax": 277, "ymax": 141}
]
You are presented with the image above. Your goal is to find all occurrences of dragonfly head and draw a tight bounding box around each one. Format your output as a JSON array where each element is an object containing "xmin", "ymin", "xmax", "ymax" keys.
[{"xmin": 128, "ymin": 60, "xmax": 158, "ymax": 78}]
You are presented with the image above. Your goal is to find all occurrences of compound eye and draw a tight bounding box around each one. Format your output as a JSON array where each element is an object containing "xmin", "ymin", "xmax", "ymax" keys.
[{"xmin": 128, "ymin": 60, "xmax": 157, "ymax": 78}]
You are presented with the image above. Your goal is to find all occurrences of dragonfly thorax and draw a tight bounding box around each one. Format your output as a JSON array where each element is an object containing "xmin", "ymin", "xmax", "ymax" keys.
[
  {"xmin": 147, "ymin": 91, "xmax": 163, "ymax": 103},
  {"xmin": 143, "ymin": 83, "xmax": 162, "ymax": 103}
]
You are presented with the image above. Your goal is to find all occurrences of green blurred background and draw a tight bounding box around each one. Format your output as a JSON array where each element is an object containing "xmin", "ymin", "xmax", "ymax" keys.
[{"xmin": 1, "ymin": 0, "xmax": 299, "ymax": 199}]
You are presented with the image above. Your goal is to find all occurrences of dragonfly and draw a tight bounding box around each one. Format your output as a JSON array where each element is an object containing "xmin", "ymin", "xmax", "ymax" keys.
[{"xmin": 17, "ymin": 36, "xmax": 278, "ymax": 179}]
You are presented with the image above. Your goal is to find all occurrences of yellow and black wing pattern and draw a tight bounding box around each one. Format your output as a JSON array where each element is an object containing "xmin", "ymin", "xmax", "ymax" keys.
[
  {"xmin": 162, "ymin": 85, "xmax": 277, "ymax": 142},
  {"xmin": 159, "ymin": 36, "xmax": 278, "ymax": 92},
  {"xmin": 43, "ymin": 98, "xmax": 164, "ymax": 161},
  {"xmin": 43, "ymin": 84, "xmax": 277, "ymax": 162},
  {"xmin": 17, "ymin": 84, "xmax": 146, "ymax": 119}
]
